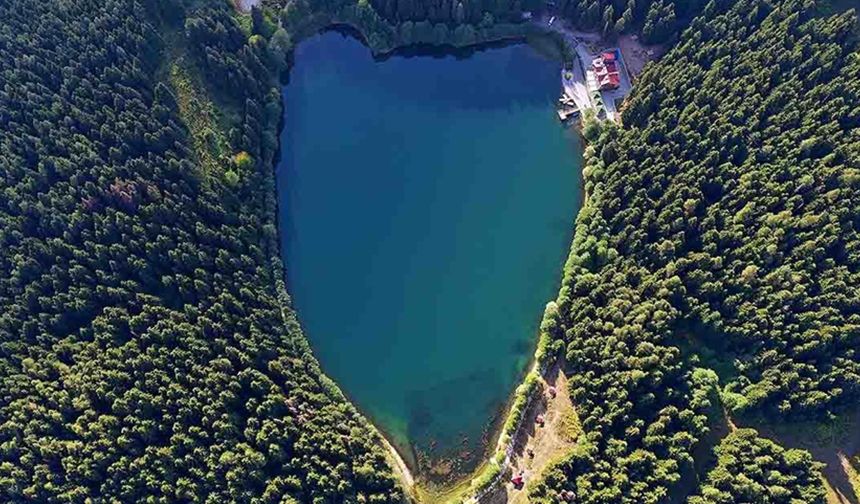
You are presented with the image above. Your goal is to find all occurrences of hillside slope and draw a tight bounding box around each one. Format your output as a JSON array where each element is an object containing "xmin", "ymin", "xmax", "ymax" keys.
[
  {"xmin": 530, "ymin": 0, "xmax": 860, "ymax": 501},
  {"xmin": 0, "ymin": 1, "xmax": 402, "ymax": 502}
]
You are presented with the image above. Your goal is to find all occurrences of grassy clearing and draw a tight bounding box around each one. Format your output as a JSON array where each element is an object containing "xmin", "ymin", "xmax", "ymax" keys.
[
  {"xmin": 557, "ymin": 407, "xmax": 581, "ymax": 443},
  {"xmin": 169, "ymin": 59, "xmax": 233, "ymax": 174},
  {"xmin": 849, "ymin": 455, "xmax": 860, "ymax": 499},
  {"xmin": 491, "ymin": 364, "xmax": 579, "ymax": 504},
  {"xmin": 151, "ymin": 4, "xmax": 245, "ymax": 178}
]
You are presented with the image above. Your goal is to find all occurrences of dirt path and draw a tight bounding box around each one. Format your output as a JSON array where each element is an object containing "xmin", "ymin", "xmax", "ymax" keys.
[
  {"xmin": 483, "ymin": 362, "xmax": 580, "ymax": 504},
  {"xmin": 617, "ymin": 35, "xmax": 666, "ymax": 78},
  {"xmin": 380, "ymin": 435, "xmax": 416, "ymax": 495}
]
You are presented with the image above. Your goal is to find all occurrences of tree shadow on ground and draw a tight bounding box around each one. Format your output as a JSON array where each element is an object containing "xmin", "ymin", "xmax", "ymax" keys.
[
  {"xmin": 733, "ymin": 406, "xmax": 860, "ymax": 504},
  {"xmin": 669, "ymin": 397, "xmax": 733, "ymax": 504},
  {"xmin": 672, "ymin": 321, "xmax": 860, "ymax": 504}
]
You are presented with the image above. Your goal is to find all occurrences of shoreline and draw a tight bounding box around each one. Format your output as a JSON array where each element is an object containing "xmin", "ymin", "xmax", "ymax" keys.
[
  {"xmin": 376, "ymin": 128, "xmax": 587, "ymax": 503},
  {"xmin": 253, "ymin": 14, "xmax": 423, "ymax": 502},
  {"xmin": 380, "ymin": 430, "xmax": 419, "ymax": 502},
  {"xmin": 414, "ymin": 131, "xmax": 589, "ymax": 503},
  {"xmin": 252, "ymin": 6, "xmax": 597, "ymax": 499}
]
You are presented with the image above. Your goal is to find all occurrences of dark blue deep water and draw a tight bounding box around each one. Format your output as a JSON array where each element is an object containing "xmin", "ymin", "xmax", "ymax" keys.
[{"xmin": 276, "ymin": 31, "xmax": 581, "ymax": 477}]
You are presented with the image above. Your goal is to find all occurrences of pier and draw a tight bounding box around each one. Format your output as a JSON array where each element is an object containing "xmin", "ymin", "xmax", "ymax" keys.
[{"xmin": 541, "ymin": 16, "xmax": 636, "ymax": 124}]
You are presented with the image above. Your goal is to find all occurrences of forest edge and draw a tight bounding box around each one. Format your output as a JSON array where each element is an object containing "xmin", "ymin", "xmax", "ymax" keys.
[{"xmin": 252, "ymin": 11, "xmax": 614, "ymax": 503}]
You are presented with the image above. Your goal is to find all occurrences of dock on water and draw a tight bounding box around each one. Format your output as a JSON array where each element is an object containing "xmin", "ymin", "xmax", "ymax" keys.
[
  {"xmin": 556, "ymin": 92, "xmax": 580, "ymax": 123},
  {"xmin": 538, "ymin": 14, "xmax": 638, "ymax": 125},
  {"xmin": 556, "ymin": 107, "xmax": 578, "ymax": 122}
]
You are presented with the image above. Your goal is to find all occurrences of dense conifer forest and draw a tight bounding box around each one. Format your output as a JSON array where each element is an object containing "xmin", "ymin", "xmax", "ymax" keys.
[
  {"xmin": 2, "ymin": 0, "xmax": 859, "ymax": 502},
  {"xmin": 268, "ymin": 0, "xmax": 707, "ymax": 53},
  {"xmin": 530, "ymin": 0, "xmax": 860, "ymax": 501},
  {"xmin": 0, "ymin": 0, "xmax": 401, "ymax": 501},
  {"xmin": 688, "ymin": 429, "xmax": 826, "ymax": 504},
  {"xmin": 361, "ymin": 0, "xmax": 708, "ymax": 42}
]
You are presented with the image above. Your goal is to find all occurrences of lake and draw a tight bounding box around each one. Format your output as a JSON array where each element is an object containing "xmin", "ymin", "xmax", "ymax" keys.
[{"xmin": 276, "ymin": 30, "xmax": 582, "ymax": 481}]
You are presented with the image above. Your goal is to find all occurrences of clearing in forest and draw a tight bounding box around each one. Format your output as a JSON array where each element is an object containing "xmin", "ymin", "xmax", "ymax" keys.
[{"xmin": 484, "ymin": 361, "xmax": 580, "ymax": 504}]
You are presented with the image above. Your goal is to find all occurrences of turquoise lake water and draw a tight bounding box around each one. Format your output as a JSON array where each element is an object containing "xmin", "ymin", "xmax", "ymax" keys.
[{"xmin": 276, "ymin": 31, "xmax": 581, "ymax": 478}]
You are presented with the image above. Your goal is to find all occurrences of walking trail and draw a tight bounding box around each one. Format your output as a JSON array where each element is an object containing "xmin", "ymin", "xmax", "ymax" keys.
[{"xmin": 483, "ymin": 361, "xmax": 581, "ymax": 504}]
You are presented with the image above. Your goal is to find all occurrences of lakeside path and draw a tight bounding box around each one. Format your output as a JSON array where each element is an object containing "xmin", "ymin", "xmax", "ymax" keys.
[
  {"xmin": 537, "ymin": 15, "xmax": 597, "ymax": 116},
  {"xmin": 483, "ymin": 361, "xmax": 580, "ymax": 504},
  {"xmin": 380, "ymin": 434, "xmax": 418, "ymax": 502}
]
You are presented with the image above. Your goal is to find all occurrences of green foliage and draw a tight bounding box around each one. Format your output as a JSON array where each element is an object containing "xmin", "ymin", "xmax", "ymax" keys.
[
  {"xmin": 4, "ymin": 0, "xmax": 859, "ymax": 502},
  {"xmin": 270, "ymin": 0, "xmax": 542, "ymax": 55},
  {"xmin": 268, "ymin": 26, "xmax": 294, "ymax": 69},
  {"xmin": 558, "ymin": 0, "xmax": 712, "ymax": 41},
  {"xmin": 169, "ymin": 60, "xmax": 232, "ymax": 173},
  {"xmin": 535, "ymin": 301, "xmax": 564, "ymax": 364},
  {"xmin": 468, "ymin": 461, "xmax": 502, "ymax": 492},
  {"xmin": 291, "ymin": 0, "xmax": 701, "ymax": 43},
  {"xmin": 269, "ymin": 0, "xmax": 705, "ymax": 56},
  {"xmin": 581, "ymin": 109, "xmax": 608, "ymax": 143},
  {"xmin": 688, "ymin": 429, "xmax": 826, "ymax": 504},
  {"xmin": 224, "ymin": 169, "xmax": 241, "ymax": 186},
  {"xmin": 0, "ymin": 0, "xmax": 402, "ymax": 502},
  {"xmin": 531, "ymin": 0, "xmax": 860, "ymax": 502},
  {"xmin": 502, "ymin": 371, "xmax": 542, "ymax": 439},
  {"xmin": 620, "ymin": 0, "xmax": 860, "ymax": 419},
  {"xmin": 527, "ymin": 440, "xmax": 594, "ymax": 503}
]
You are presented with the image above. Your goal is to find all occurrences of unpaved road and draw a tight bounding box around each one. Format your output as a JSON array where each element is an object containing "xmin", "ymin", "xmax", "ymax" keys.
[{"xmin": 483, "ymin": 362, "xmax": 580, "ymax": 503}]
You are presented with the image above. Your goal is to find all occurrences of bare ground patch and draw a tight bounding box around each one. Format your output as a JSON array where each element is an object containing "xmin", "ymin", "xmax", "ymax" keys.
[
  {"xmin": 232, "ymin": 0, "xmax": 261, "ymax": 13},
  {"xmin": 482, "ymin": 362, "xmax": 580, "ymax": 504},
  {"xmin": 618, "ymin": 34, "xmax": 666, "ymax": 78}
]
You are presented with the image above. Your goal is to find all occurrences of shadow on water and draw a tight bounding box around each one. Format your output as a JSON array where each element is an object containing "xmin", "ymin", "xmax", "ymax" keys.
[
  {"xmin": 510, "ymin": 338, "xmax": 533, "ymax": 356},
  {"xmin": 325, "ymin": 23, "xmax": 557, "ymax": 62},
  {"xmin": 295, "ymin": 25, "xmax": 563, "ymax": 112}
]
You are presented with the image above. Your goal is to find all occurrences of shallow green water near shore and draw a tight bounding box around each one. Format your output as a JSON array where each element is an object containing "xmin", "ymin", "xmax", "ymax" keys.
[{"xmin": 276, "ymin": 31, "xmax": 581, "ymax": 478}]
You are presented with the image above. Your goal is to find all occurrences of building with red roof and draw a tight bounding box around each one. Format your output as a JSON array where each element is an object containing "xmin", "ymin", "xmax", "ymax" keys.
[{"xmin": 592, "ymin": 50, "xmax": 621, "ymax": 91}]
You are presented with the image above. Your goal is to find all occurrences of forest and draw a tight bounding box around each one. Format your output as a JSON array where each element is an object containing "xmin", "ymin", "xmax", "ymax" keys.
[
  {"xmin": 688, "ymin": 429, "xmax": 826, "ymax": 504},
  {"xmin": 2, "ymin": 0, "xmax": 859, "ymax": 502},
  {"xmin": 0, "ymin": 0, "xmax": 401, "ymax": 501},
  {"xmin": 529, "ymin": 0, "xmax": 860, "ymax": 502},
  {"xmin": 269, "ymin": 0, "xmax": 709, "ymax": 53},
  {"xmin": 362, "ymin": 0, "xmax": 710, "ymax": 41}
]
